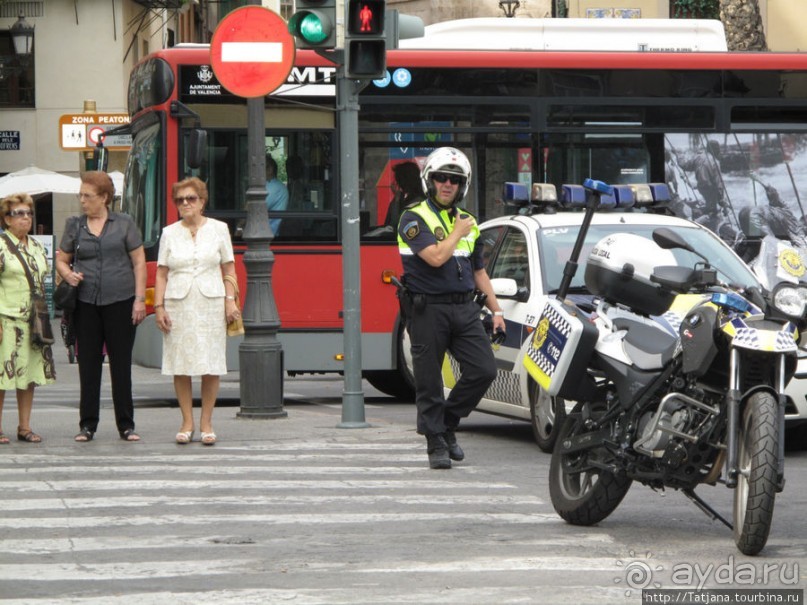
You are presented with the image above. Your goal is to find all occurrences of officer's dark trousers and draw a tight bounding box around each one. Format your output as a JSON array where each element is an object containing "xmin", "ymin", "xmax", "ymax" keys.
[
  {"xmin": 407, "ymin": 300, "xmax": 497, "ymax": 436},
  {"xmin": 75, "ymin": 298, "xmax": 137, "ymax": 435}
]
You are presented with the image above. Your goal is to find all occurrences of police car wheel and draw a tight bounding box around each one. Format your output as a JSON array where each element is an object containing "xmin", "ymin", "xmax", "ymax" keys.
[{"xmin": 530, "ymin": 380, "xmax": 566, "ymax": 453}]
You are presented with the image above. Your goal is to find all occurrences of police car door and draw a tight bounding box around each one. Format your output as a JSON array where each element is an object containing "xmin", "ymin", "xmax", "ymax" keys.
[{"xmin": 475, "ymin": 223, "xmax": 535, "ymax": 420}]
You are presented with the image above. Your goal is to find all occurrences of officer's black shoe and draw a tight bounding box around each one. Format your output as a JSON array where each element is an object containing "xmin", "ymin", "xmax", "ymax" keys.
[
  {"xmin": 444, "ymin": 430, "xmax": 465, "ymax": 461},
  {"xmin": 426, "ymin": 434, "xmax": 451, "ymax": 469}
]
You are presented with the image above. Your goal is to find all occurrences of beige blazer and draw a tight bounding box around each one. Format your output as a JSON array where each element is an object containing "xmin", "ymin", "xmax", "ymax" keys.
[{"xmin": 157, "ymin": 218, "xmax": 234, "ymax": 300}]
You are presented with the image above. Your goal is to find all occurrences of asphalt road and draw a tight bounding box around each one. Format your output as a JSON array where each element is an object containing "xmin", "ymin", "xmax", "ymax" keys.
[{"xmin": 1, "ymin": 342, "xmax": 805, "ymax": 604}]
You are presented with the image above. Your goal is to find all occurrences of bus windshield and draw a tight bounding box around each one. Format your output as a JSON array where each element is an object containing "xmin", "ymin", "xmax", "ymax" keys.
[
  {"xmin": 121, "ymin": 116, "xmax": 163, "ymax": 250},
  {"xmin": 192, "ymin": 128, "xmax": 337, "ymax": 242}
]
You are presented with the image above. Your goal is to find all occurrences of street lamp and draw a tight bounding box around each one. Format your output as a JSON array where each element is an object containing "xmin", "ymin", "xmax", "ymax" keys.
[
  {"xmin": 499, "ymin": 0, "xmax": 521, "ymax": 18},
  {"xmin": 10, "ymin": 14, "xmax": 34, "ymax": 59}
]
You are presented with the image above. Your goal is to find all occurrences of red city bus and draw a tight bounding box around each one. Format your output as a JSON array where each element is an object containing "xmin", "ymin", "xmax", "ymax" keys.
[{"xmin": 121, "ymin": 20, "xmax": 807, "ymax": 398}]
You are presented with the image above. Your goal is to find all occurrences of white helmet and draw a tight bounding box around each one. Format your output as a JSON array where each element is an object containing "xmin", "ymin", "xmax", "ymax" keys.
[{"xmin": 421, "ymin": 147, "xmax": 472, "ymax": 204}]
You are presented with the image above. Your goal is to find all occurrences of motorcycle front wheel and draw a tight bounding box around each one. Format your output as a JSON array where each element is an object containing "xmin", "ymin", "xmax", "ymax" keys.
[
  {"xmin": 549, "ymin": 401, "xmax": 632, "ymax": 525},
  {"xmin": 733, "ymin": 391, "xmax": 779, "ymax": 555}
]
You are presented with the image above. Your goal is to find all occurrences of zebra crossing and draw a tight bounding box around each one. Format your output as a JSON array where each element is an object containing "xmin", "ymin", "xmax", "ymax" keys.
[{"xmin": 0, "ymin": 436, "xmax": 631, "ymax": 604}]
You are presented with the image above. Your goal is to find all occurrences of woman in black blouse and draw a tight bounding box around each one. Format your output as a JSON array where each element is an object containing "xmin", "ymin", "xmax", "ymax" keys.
[{"xmin": 56, "ymin": 171, "xmax": 147, "ymax": 442}]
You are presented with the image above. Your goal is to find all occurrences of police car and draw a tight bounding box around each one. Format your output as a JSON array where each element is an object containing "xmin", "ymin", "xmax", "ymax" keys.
[{"xmin": 448, "ymin": 182, "xmax": 807, "ymax": 452}]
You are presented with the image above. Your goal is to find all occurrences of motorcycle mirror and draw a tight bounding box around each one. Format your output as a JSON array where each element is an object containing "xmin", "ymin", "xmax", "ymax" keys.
[{"xmin": 653, "ymin": 227, "xmax": 694, "ymax": 252}]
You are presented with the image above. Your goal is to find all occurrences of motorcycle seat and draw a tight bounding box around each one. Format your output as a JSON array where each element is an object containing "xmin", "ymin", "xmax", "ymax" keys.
[{"xmin": 612, "ymin": 317, "xmax": 678, "ymax": 370}]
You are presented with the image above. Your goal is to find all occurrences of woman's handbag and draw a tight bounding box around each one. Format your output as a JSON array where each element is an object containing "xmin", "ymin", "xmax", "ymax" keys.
[
  {"xmin": 1, "ymin": 233, "xmax": 55, "ymax": 346},
  {"xmin": 223, "ymin": 274, "xmax": 245, "ymax": 337},
  {"xmin": 54, "ymin": 217, "xmax": 82, "ymax": 312},
  {"xmin": 30, "ymin": 293, "xmax": 55, "ymax": 346},
  {"xmin": 54, "ymin": 280, "xmax": 78, "ymax": 312}
]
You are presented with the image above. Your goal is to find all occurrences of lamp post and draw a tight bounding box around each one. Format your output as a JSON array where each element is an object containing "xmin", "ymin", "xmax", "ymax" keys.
[
  {"xmin": 10, "ymin": 14, "xmax": 34, "ymax": 59},
  {"xmin": 499, "ymin": 0, "xmax": 521, "ymax": 18}
]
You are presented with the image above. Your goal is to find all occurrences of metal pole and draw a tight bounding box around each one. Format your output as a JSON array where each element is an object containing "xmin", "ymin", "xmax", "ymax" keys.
[
  {"xmin": 337, "ymin": 70, "xmax": 368, "ymax": 428},
  {"xmin": 237, "ymin": 93, "xmax": 287, "ymax": 419}
]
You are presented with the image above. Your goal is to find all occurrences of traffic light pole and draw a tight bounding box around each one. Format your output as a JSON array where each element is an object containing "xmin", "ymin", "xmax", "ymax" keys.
[{"xmin": 337, "ymin": 68, "xmax": 369, "ymax": 428}]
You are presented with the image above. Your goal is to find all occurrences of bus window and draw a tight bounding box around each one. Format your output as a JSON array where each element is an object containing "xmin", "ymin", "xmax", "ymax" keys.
[
  {"xmin": 122, "ymin": 119, "xmax": 163, "ymax": 251},
  {"xmin": 183, "ymin": 128, "xmax": 337, "ymax": 242}
]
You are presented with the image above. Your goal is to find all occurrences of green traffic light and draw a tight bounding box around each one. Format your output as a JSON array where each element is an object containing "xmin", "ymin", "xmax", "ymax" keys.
[{"xmin": 299, "ymin": 13, "xmax": 328, "ymax": 44}]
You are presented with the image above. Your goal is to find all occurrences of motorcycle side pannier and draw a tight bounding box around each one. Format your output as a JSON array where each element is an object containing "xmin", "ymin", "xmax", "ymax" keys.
[
  {"xmin": 523, "ymin": 297, "xmax": 598, "ymax": 401},
  {"xmin": 584, "ymin": 233, "xmax": 676, "ymax": 317}
]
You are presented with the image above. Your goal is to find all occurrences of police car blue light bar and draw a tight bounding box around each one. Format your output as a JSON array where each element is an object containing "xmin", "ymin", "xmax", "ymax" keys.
[
  {"xmin": 502, "ymin": 182, "xmax": 529, "ymax": 205},
  {"xmin": 646, "ymin": 183, "xmax": 671, "ymax": 205},
  {"xmin": 561, "ymin": 184, "xmax": 586, "ymax": 208}
]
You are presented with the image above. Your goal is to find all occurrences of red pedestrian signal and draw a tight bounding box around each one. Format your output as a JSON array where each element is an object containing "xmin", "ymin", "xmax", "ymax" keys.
[{"xmin": 345, "ymin": 0, "xmax": 386, "ymax": 79}]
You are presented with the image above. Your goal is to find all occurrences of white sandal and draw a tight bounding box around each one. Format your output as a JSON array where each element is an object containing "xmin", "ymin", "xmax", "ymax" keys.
[
  {"xmin": 176, "ymin": 430, "xmax": 194, "ymax": 444},
  {"xmin": 201, "ymin": 431, "xmax": 217, "ymax": 446}
]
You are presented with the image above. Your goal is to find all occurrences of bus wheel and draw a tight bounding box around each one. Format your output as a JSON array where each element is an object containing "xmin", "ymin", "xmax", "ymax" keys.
[{"xmin": 364, "ymin": 319, "xmax": 415, "ymax": 400}]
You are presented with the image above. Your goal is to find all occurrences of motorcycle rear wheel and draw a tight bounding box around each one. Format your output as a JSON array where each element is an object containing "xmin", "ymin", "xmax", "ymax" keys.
[
  {"xmin": 733, "ymin": 391, "xmax": 779, "ymax": 555},
  {"xmin": 549, "ymin": 401, "xmax": 632, "ymax": 525}
]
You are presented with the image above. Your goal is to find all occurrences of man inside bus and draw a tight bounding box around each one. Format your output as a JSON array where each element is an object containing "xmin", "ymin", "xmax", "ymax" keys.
[
  {"xmin": 397, "ymin": 147, "xmax": 505, "ymax": 469},
  {"xmin": 265, "ymin": 156, "xmax": 289, "ymax": 236}
]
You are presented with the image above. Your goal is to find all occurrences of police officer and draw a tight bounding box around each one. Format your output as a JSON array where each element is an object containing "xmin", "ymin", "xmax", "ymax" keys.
[{"xmin": 397, "ymin": 148, "xmax": 505, "ymax": 469}]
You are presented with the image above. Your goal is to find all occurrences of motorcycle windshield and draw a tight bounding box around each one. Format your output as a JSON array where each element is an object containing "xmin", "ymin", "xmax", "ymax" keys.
[{"xmin": 540, "ymin": 223, "xmax": 759, "ymax": 294}]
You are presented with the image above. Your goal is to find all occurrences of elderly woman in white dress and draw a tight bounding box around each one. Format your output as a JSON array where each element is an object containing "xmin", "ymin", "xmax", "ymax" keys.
[{"xmin": 152, "ymin": 177, "xmax": 239, "ymax": 445}]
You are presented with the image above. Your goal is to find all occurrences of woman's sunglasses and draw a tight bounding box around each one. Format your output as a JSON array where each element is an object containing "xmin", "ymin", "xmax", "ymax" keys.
[{"xmin": 432, "ymin": 173, "xmax": 463, "ymax": 185}]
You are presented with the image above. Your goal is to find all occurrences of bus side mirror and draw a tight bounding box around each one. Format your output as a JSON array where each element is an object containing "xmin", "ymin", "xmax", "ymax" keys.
[{"xmin": 188, "ymin": 129, "xmax": 207, "ymax": 169}]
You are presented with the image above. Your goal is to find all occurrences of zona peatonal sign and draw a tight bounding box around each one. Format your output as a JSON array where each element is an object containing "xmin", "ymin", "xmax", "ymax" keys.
[{"xmin": 210, "ymin": 6, "xmax": 296, "ymax": 98}]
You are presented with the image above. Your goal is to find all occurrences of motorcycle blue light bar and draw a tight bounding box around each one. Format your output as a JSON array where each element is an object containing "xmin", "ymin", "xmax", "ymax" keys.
[
  {"xmin": 583, "ymin": 178, "xmax": 614, "ymax": 196},
  {"xmin": 711, "ymin": 291, "xmax": 752, "ymax": 314}
]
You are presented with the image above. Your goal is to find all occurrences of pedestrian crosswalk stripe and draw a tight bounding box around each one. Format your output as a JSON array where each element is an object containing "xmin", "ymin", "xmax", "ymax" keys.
[
  {"xmin": 0, "ymin": 512, "xmax": 560, "ymax": 530},
  {"xmin": 3, "ymin": 478, "xmax": 517, "ymax": 492},
  {"xmin": 0, "ymin": 493, "xmax": 545, "ymax": 513}
]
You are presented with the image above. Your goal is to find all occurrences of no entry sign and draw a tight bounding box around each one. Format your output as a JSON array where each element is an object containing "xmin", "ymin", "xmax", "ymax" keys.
[{"xmin": 210, "ymin": 6, "xmax": 295, "ymax": 98}]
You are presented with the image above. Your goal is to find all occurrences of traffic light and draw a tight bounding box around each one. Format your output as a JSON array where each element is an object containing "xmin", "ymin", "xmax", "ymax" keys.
[
  {"xmin": 288, "ymin": 0, "xmax": 336, "ymax": 50},
  {"xmin": 345, "ymin": 0, "xmax": 386, "ymax": 79}
]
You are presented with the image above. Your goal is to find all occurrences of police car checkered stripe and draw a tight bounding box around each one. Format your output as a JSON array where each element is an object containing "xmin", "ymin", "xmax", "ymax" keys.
[{"xmin": 448, "ymin": 354, "xmax": 521, "ymax": 405}]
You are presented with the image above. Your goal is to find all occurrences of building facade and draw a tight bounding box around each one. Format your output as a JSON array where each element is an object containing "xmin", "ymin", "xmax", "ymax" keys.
[{"xmin": 0, "ymin": 0, "xmax": 802, "ymax": 233}]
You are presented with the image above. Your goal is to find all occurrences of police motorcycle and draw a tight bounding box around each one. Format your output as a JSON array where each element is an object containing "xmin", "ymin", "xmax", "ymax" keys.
[{"xmin": 530, "ymin": 180, "xmax": 807, "ymax": 555}]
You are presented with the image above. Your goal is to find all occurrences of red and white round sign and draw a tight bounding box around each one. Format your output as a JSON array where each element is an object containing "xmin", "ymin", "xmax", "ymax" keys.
[
  {"xmin": 87, "ymin": 125, "xmax": 106, "ymax": 146},
  {"xmin": 210, "ymin": 6, "xmax": 295, "ymax": 98}
]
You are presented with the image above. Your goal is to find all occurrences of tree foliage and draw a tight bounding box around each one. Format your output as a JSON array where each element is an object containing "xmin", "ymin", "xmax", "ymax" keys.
[{"xmin": 671, "ymin": 0, "xmax": 767, "ymax": 51}]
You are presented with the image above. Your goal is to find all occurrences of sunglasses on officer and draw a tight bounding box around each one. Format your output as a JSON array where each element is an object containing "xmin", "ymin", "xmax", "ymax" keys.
[{"xmin": 431, "ymin": 172, "xmax": 463, "ymax": 185}]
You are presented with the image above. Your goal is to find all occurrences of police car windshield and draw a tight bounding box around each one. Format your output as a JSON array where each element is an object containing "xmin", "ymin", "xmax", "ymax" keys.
[{"xmin": 539, "ymin": 224, "xmax": 759, "ymax": 294}]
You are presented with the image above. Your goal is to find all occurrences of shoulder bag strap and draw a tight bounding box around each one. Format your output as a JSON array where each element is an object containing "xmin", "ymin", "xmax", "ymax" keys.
[
  {"xmin": 1, "ymin": 232, "xmax": 40, "ymax": 296},
  {"xmin": 71, "ymin": 215, "xmax": 85, "ymax": 270}
]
